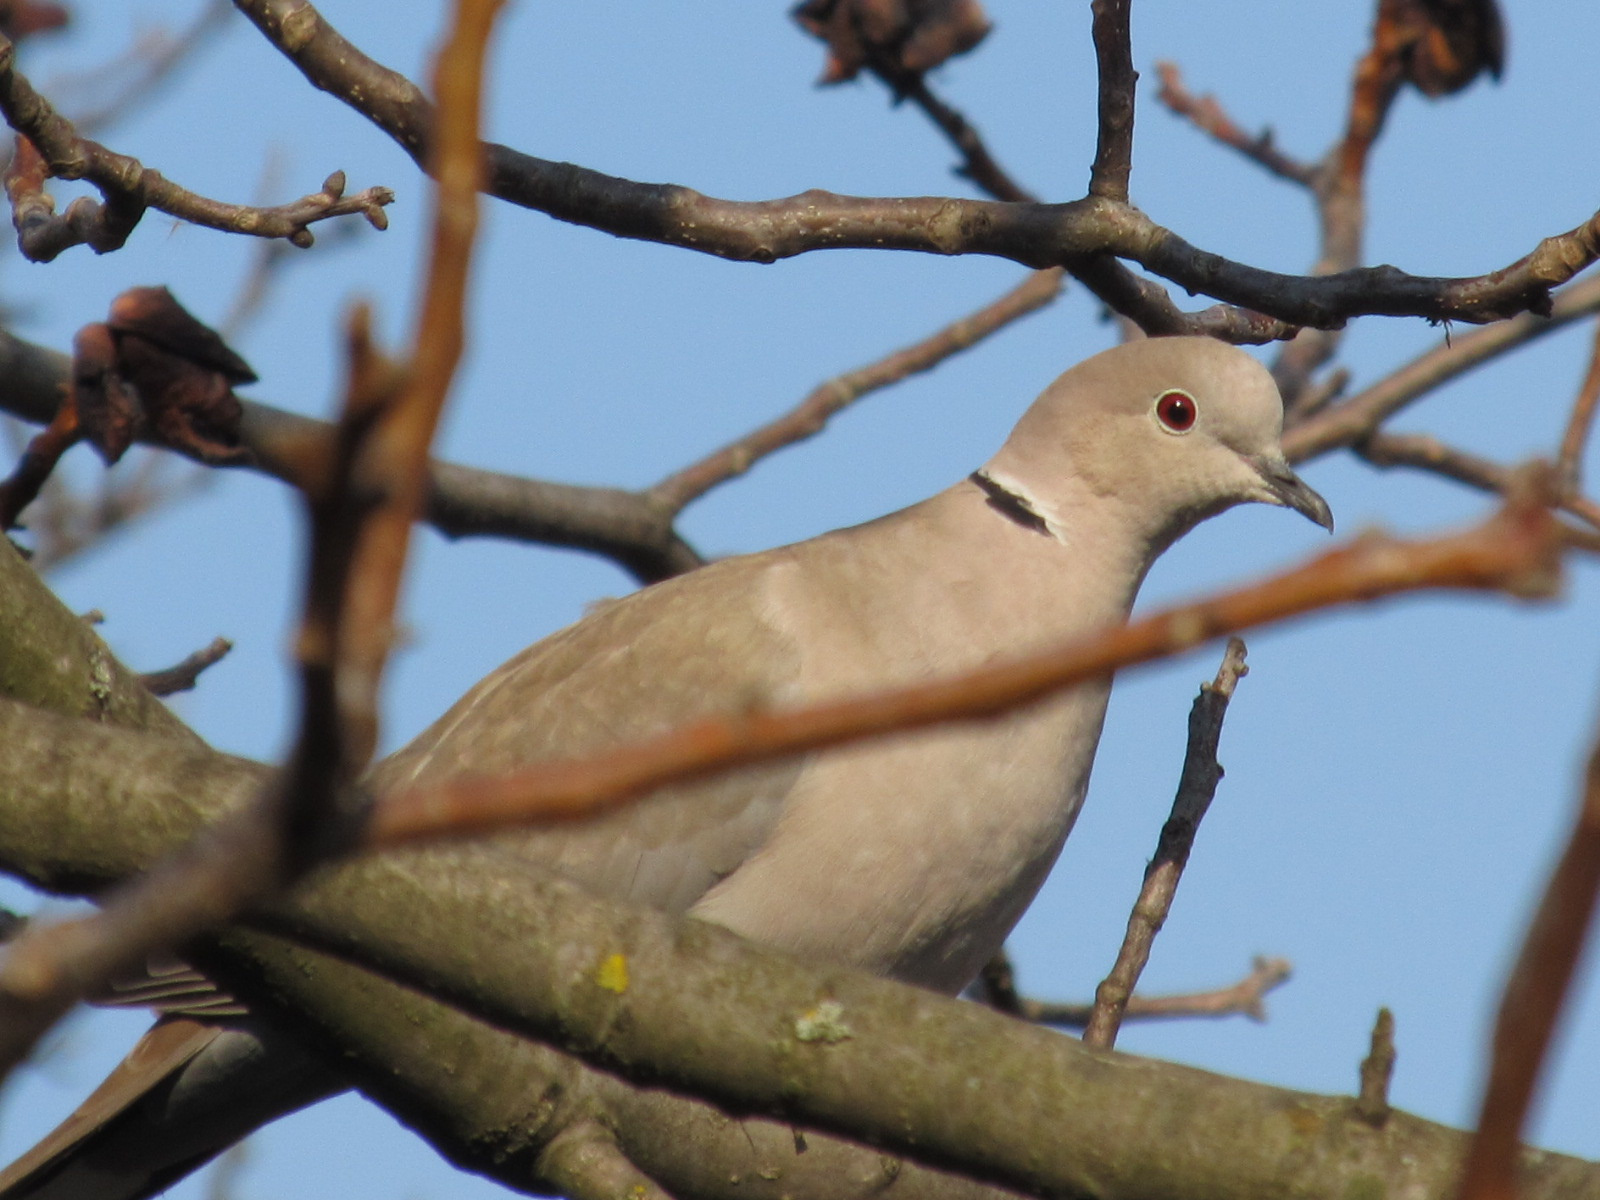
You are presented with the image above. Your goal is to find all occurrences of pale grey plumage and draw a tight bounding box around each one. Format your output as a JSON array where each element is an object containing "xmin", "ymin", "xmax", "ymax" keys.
[{"xmin": 0, "ymin": 335, "xmax": 1331, "ymax": 1199}]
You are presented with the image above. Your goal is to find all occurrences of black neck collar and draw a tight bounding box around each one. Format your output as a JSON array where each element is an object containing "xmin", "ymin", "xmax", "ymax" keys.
[{"xmin": 969, "ymin": 470, "xmax": 1051, "ymax": 537}]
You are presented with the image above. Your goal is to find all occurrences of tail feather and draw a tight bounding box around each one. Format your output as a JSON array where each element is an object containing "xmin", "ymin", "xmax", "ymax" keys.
[{"xmin": 0, "ymin": 1019, "xmax": 338, "ymax": 1200}]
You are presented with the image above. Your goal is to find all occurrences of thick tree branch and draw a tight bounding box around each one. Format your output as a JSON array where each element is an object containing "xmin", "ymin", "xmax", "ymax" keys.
[{"xmin": 2, "ymin": 696, "xmax": 1599, "ymax": 1200}]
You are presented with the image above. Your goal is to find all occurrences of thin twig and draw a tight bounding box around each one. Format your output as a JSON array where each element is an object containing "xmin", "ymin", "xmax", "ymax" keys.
[
  {"xmin": 0, "ymin": 332, "xmax": 702, "ymax": 582},
  {"xmin": 1286, "ymin": 273, "xmax": 1600, "ymax": 460},
  {"xmin": 1456, "ymin": 706, "xmax": 1600, "ymax": 1200},
  {"xmin": 1154, "ymin": 61, "xmax": 1316, "ymax": 187},
  {"xmin": 0, "ymin": 386, "xmax": 76, "ymax": 528},
  {"xmin": 232, "ymin": 0, "xmax": 1596, "ymax": 332},
  {"xmin": 1355, "ymin": 1007, "xmax": 1396, "ymax": 1126},
  {"xmin": 1276, "ymin": 1, "xmax": 1410, "ymax": 405},
  {"xmin": 1025, "ymin": 955, "xmax": 1292, "ymax": 1029},
  {"xmin": 1082, "ymin": 637, "xmax": 1250, "ymax": 1049},
  {"xmin": 1356, "ymin": 431, "xmax": 1600, "ymax": 532},
  {"xmin": 1556, "ymin": 317, "xmax": 1600, "ymax": 496},
  {"xmin": 0, "ymin": 34, "xmax": 391, "ymax": 261},
  {"xmin": 649, "ymin": 268, "xmax": 1064, "ymax": 512},
  {"xmin": 329, "ymin": 0, "xmax": 502, "ymax": 766},
  {"xmin": 368, "ymin": 487, "xmax": 1566, "ymax": 850},
  {"xmin": 138, "ymin": 636, "xmax": 233, "ymax": 697},
  {"xmin": 975, "ymin": 949, "xmax": 1025, "ymax": 1015},
  {"xmin": 894, "ymin": 72, "xmax": 1030, "ymax": 204}
]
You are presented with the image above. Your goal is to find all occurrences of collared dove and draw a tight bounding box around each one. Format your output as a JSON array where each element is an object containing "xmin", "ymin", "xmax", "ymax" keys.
[{"xmin": 0, "ymin": 335, "xmax": 1331, "ymax": 1200}]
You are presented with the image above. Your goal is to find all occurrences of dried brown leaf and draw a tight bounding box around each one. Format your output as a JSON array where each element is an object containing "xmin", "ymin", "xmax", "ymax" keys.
[
  {"xmin": 793, "ymin": 0, "xmax": 991, "ymax": 84},
  {"xmin": 1383, "ymin": 0, "xmax": 1505, "ymax": 97},
  {"xmin": 107, "ymin": 286, "xmax": 258, "ymax": 384},
  {"xmin": 114, "ymin": 334, "xmax": 248, "ymax": 466},
  {"xmin": 70, "ymin": 322, "xmax": 137, "ymax": 465}
]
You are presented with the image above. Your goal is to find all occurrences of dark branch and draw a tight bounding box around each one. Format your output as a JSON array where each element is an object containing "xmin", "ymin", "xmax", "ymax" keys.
[
  {"xmin": 1286, "ymin": 273, "xmax": 1600, "ymax": 462},
  {"xmin": 233, "ymin": 0, "xmax": 1599, "ymax": 332},
  {"xmin": 1087, "ymin": 0, "xmax": 1136, "ymax": 202},
  {"xmin": 0, "ymin": 331, "xmax": 700, "ymax": 583},
  {"xmin": 1082, "ymin": 638, "xmax": 1249, "ymax": 1049}
]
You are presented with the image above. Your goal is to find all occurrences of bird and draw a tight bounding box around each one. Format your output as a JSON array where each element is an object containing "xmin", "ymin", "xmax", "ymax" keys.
[{"xmin": 0, "ymin": 335, "xmax": 1331, "ymax": 1199}]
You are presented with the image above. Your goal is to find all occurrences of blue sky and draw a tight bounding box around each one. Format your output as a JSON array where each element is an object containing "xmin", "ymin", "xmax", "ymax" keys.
[{"xmin": 3, "ymin": 3, "xmax": 1599, "ymax": 1197}]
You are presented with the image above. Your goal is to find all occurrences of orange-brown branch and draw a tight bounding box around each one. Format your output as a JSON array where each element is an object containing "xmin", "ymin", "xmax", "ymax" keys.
[
  {"xmin": 368, "ymin": 484, "xmax": 1567, "ymax": 849},
  {"xmin": 1457, "ymin": 707, "xmax": 1600, "ymax": 1200}
]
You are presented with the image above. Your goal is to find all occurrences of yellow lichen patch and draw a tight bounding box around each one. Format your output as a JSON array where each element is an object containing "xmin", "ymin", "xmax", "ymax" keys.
[{"xmin": 595, "ymin": 952, "xmax": 630, "ymax": 994}]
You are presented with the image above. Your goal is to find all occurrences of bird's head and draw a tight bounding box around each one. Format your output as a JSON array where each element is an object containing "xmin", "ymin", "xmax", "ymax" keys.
[{"xmin": 981, "ymin": 336, "xmax": 1332, "ymax": 551}]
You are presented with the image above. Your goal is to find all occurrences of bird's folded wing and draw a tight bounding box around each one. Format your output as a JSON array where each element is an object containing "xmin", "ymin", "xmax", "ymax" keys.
[{"xmin": 367, "ymin": 551, "xmax": 809, "ymax": 914}]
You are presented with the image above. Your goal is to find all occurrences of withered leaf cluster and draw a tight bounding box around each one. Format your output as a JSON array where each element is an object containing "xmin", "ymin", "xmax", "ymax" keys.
[
  {"xmin": 1385, "ymin": 0, "xmax": 1505, "ymax": 96},
  {"xmin": 793, "ymin": 0, "xmax": 991, "ymax": 84},
  {"xmin": 74, "ymin": 286, "xmax": 254, "ymax": 466}
]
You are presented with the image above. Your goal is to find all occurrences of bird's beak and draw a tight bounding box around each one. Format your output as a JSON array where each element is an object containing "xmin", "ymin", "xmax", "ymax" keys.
[{"xmin": 1249, "ymin": 455, "xmax": 1334, "ymax": 531}]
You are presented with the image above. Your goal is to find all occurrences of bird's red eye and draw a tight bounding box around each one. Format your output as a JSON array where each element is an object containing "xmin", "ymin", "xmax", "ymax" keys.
[{"xmin": 1155, "ymin": 389, "xmax": 1197, "ymax": 433}]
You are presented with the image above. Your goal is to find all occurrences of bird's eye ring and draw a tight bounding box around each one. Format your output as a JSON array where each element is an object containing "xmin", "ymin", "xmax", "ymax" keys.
[{"xmin": 1154, "ymin": 389, "xmax": 1198, "ymax": 434}]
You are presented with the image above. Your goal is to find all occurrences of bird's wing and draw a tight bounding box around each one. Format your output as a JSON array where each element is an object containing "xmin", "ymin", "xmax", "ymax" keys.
[{"xmin": 367, "ymin": 551, "xmax": 808, "ymax": 914}]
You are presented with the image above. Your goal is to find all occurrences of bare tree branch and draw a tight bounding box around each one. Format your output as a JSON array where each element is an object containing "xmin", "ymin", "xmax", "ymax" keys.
[
  {"xmin": 138, "ymin": 635, "xmax": 233, "ymax": 697},
  {"xmin": 1154, "ymin": 61, "xmax": 1316, "ymax": 187},
  {"xmin": 2, "ymin": 691, "xmax": 1598, "ymax": 1200},
  {"xmin": 1087, "ymin": 0, "xmax": 1136, "ymax": 203},
  {"xmin": 1083, "ymin": 637, "xmax": 1249, "ymax": 1049},
  {"xmin": 232, "ymin": 0, "xmax": 1600, "ymax": 330},
  {"xmin": 0, "ymin": 39, "xmax": 392, "ymax": 262},
  {"xmin": 1355, "ymin": 432, "xmax": 1600, "ymax": 533},
  {"xmin": 649, "ymin": 267, "xmax": 1064, "ymax": 513},
  {"xmin": 1024, "ymin": 956, "xmax": 1292, "ymax": 1029},
  {"xmin": 1286, "ymin": 273, "xmax": 1600, "ymax": 461},
  {"xmin": 0, "ymin": 331, "xmax": 701, "ymax": 582},
  {"xmin": 1557, "ymin": 317, "xmax": 1600, "ymax": 495},
  {"xmin": 1457, "ymin": 698, "xmax": 1600, "ymax": 1200}
]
